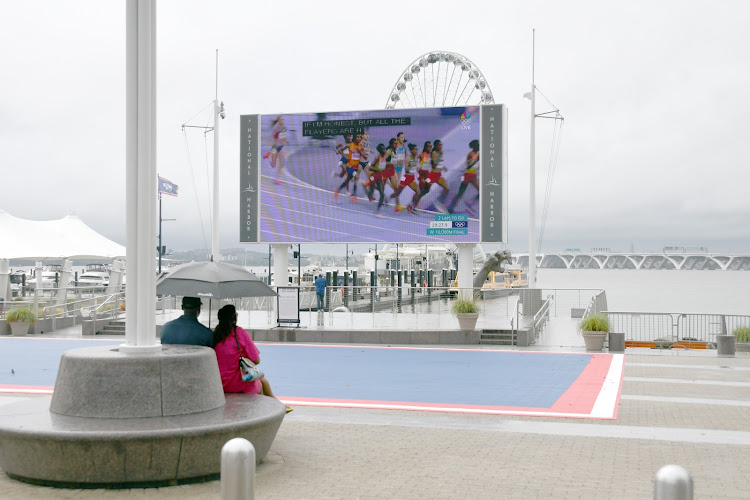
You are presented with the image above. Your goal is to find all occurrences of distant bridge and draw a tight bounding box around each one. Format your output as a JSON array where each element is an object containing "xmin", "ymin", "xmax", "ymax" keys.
[{"xmin": 513, "ymin": 253, "xmax": 750, "ymax": 271}]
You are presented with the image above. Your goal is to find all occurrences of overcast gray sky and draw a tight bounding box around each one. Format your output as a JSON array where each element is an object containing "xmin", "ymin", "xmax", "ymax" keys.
[{"xmin": 2, "ymin": 0, "xmax": 749, "ymax": 257}]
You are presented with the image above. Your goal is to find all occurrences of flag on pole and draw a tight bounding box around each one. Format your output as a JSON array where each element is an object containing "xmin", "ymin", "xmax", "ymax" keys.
[{"xmin": 158, "ymin": 176, "xmax": 179, "ymax": 197}]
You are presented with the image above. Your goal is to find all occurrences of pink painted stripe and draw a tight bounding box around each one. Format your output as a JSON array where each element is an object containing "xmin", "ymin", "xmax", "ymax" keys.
[
  {"xmin": 0, "ymin": 337, "xmax": 118, "ymax": 342},
  {"xmin": 279, "ymin": 396, "xmax": 595, "ymax": 416},
  {"xmin": 550, "ymin": 354, "xmax": 614, "ymax": 414},
  {"xmin": 0, "ymin": 384, "xmax": 54, "ymax": 394}
]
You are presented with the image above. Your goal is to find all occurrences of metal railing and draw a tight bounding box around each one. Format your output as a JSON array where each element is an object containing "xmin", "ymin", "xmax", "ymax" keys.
[
  {"xmin": 581, "ymin": 290, "xmax": 608, "ymax": 320},
  {"xmin": 510, "ymin": 297, "xmax": 520, "ymax": 344},
  {"xmin": 604, "ymin": 311, "xmax": 750, "ymax": 345},
  {"xmin": 88, "ymin": 291, "xmax": 126, "ymax": 335},
  {"xmin": 532, "ymin": 295, "xmax": 554, "ymax": 341},
  {"xmin": 1, "ymin": 286, "xmax": 124, "ymax": 318}
]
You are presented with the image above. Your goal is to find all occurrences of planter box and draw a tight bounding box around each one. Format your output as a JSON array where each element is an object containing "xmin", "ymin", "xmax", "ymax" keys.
[
  {"xmin": 10, "ymin": 322, "xmax": 32, "ymax": 336},
  {"xmin": 717, "ymin": 335, "xmax": 735, "ymax": 356},
  {"xmin": 582, "ymin": 331, "xmax": 607, "ymax": 351},
  {"xmin": 608, "ymin": 332, "xmax": 625, "ymax": 352},
  {"xmin": 736, "ymin": 343, "xmax": 750, "ymax": 353},
  {"xmin": 0, "ymin": 320, "xmax": 9, "ymax": 336},
  {"xmin": 456, "ymin": 313, "xmax": 479, "ymax": 331}
]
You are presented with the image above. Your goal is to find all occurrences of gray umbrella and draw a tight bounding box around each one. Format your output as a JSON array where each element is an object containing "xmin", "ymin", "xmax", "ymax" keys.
[{"xmin": 156, "ymin": 261, "xmax": 276, "ymax": 299}]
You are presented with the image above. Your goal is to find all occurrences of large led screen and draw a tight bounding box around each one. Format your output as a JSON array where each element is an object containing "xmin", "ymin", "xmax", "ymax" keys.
[{"xmin": 240, "ymin": 105, "xmax": 506, "ymax": 243}]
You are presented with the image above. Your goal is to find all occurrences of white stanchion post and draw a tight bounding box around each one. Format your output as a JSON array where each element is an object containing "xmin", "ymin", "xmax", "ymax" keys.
[
  {"xmin": 273, "ymin": 244, "xmax": 289, "ymax": 287},
  {"xmin": 654, "ymin": 464, "xmax": 693, "ymax": 500},
  {"xmin": 456, "ymin": 243, "xmax": 474, "ymax": 301},
  {"xmin": 221, "ymin": 438, "xmax": 255, "ymax": 500},
  {"xmin": 34, "ymin": 261, "xmax": 42, "ymax": 318},
  {"xmin": 0, "ymin": 259, "xmax": 10, "ymax": 304}
]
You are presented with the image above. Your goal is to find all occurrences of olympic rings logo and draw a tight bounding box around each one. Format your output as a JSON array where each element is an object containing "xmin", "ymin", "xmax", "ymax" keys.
[{"xmin": 454, "ymin": 221, "xmax": 466, "ymax": 228}]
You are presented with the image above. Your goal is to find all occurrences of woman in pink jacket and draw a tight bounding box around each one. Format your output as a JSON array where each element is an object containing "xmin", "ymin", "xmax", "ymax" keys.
[{"xmin": 213, "ymin": 304, "xmax": 292, "ymax": 412}]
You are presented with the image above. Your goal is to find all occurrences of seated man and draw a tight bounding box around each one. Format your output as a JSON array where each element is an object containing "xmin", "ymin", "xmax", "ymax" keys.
[{"xmin": 160, "ymin": 296, "xmax": 214, "ymax": 347}]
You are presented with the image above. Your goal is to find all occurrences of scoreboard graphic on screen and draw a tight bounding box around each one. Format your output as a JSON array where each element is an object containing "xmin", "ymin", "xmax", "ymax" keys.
[{"xmin": 240, "ymin": 105, "xmax": 506, "ymax": 244}]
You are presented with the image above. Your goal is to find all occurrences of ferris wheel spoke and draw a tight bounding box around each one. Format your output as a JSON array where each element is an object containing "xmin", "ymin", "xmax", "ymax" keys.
[
  {"xmin": 410, "ymin": 82, "xmax": 419, "ymax": 108},
  {"xmin": 454, "ymin": 77, "xmax": 473, "ymax": 107},
  {"xmin": 443, "ymin": 64, "xmax": 457, "ymax": 106},
  {"xmin": 415, "ymin": 74, "xmax": 425, "ymax": 107},
  {"xmin": 431, "ymin": 63, "xmax": 437, "ymax": 106},
  {"xmin": 463, "ymin": 85, "xmax": 477, "ymax": 106},
  {"xmin": 450, "ymin": 71, "xmax": 465, "ymax": 106},
  {"xmin": 401, "ymin": 87, "xmax": 415, "ymax": 108}
]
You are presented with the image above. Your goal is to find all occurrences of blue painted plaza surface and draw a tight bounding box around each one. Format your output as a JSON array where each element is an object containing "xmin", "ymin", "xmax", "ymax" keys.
[
  {"xmin": 261, "ymin": 346, "xmax": 592, "ymax": 408},
  {"xmin": 0, "ymin": 339, "xmax": 593, "ymax": 408},
  {"xmin": 0, "ymin": 339, "xmax": 121, "ymax": 387}
]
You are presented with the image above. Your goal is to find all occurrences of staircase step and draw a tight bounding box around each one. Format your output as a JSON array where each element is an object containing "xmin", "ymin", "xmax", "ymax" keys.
[
  {"xmin": 480, "ymin": 329, "xmax": 515, "ymax": 345},
  {"xmin": 480, "ymin": 339, "xmax": 515, "ymax": 345},
  {"xmin": 97, "ymin": 322, "xmax": 127, "ymax": 335}
]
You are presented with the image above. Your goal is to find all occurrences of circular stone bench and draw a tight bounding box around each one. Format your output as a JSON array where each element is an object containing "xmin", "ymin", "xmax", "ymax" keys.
[{"xmin": 0, "ymin": 344, "xmax": 286, "ymax": 488}]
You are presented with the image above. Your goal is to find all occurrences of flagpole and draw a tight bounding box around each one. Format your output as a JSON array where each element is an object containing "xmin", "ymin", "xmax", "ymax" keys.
[{"xmin": 529, "ymin": 29, "xmax": 537, "ymax": 288}]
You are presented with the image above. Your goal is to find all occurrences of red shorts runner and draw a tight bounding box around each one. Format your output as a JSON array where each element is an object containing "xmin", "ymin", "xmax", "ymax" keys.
[
  {"xmin": 400, "ymin": 174, "xmax": 415, "ymax": 187},
  {"xmin": 462, "ymin": 171, "xmax": 477, "ymax": 183},
  {"xmin": 383, "ymin": 164, "xmax": 396, "ymax": 178},
  {"xmin": 427, "ymin": 171, "xmax": 442, "ymax": 183}
]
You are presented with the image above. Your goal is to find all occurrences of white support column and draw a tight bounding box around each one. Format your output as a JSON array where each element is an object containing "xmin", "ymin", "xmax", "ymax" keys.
[
  {"xmin": 0, "ymin": 259, "xmax": 9, "ymax": 304},
  {"xmin": 56, "ymin": 258, "xmax": 73, "ymax": 305},
  {"xmin": 106, "ymin": 259, "xmax": 125, "ymax": 295},
  {"xmin": 456, "ymin": 243, "xmax": 474, "ymax": 300},
  {"xmin": 122, "ymin": 0, "xmax": 159, "ymax": 353},
  {"xmin": 272, "ymin": 244, "xmax": 289, "ymax": 287}
]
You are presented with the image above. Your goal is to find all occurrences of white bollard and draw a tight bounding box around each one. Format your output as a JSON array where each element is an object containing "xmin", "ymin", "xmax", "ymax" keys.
[
  {"xmin": 221, "ymin": 438, "xmax": 256, "ymax": 500},
  {"xmin": 654, "ymin": 464, "xmax": 693, "ymax": 500}
]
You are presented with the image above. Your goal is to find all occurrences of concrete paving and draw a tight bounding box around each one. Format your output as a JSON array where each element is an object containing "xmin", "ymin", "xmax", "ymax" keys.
[{"xmin": 1, "ymin": 318, "xmax": 749, "ymax": 498}]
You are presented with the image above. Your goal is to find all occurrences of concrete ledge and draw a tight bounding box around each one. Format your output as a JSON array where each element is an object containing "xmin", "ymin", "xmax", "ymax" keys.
[
  {"xmin": 31, "ymin": 316, "xmax": 76, "ymax": 334},
  {"xmin": 515, "ymin": 328, "xmax": 534, "ymax": 347},
  {"xmin": 51, "ymin": 345, "xmax": 226, "ymax": 418},
  {"xmin": 0, "ymin": 344, "xmax": 286, "ymax": 487},
  {"xmin": 0, "ymin": 394, "xmax": 285, "ymax": 487}
]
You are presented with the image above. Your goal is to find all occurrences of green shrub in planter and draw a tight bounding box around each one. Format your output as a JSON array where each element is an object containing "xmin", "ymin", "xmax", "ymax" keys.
[
  {"xmin": 734, "ymin": 326, "xmax": 750, "ymax": 343},
  {"xmin": 6, "ymin": 308, "xmax": 36, "ymax": 323},
  {"xmin": 452, "ymin": 298, "xmax": 479, "ymax": 315},
  {"xmin": 579, "ymin": 313, "xmax": 609, "ymax": 332}
]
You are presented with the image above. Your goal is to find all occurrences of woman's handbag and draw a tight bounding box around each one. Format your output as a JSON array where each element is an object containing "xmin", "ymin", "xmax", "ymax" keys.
[{"xmin": 235, "ymin": 329, "xmax": 264, "ymax": 382}]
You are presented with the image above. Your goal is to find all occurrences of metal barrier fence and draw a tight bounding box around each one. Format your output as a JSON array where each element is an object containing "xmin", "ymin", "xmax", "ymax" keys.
[
  {"xmin": 604, "ymin": 311, "xmax": 750, "ymax": 344},
  {"xmin": 214, "ymin": 286, "xmax": 605, "ymax": 331}
]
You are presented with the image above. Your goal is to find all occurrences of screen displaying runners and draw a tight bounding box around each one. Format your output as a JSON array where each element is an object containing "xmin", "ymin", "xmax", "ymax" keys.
[{"xmin": 239, "ymin": 105, "xmax": 506, "ymax": 243}]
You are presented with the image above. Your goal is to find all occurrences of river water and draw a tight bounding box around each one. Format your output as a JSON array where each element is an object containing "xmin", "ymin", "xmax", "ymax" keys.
[{"xmin": 536, "ymin": 269, "xmax": 750, "ymax": 315}]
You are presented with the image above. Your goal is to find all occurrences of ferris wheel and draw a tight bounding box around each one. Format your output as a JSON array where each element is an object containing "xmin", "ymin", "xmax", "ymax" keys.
[{"xmin": 385, "ymin": 51, "xmax": 495, "ymax": 109}]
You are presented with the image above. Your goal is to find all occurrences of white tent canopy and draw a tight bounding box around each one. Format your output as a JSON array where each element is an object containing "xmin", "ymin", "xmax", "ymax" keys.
[{"xmin": 0, "ymin": 210, "xmax": 126, "ymax": 260}]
